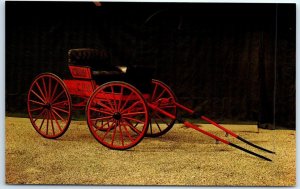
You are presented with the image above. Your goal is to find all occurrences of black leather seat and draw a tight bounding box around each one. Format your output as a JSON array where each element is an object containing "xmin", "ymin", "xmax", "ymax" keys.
[{"xmin": 68, "ymin": 48, "xmax": 154, "ymax": 93}]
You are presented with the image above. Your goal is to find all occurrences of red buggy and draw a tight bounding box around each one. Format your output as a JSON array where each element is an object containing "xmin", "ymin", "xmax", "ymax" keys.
[{"xmin": 27, "ymin": 48, "xmax": 274, "ymax": 161}]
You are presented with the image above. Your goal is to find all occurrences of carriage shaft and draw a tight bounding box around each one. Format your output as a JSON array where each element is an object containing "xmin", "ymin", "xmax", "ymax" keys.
[
  {"xmin": 174, "ymin": 102, "xmax": 238, "ymax": 137},
  {"xmin": 174, "ymin": 102, "xmax": 275, "ymax": 154},
  {"xmin": 181, "ymin": 121, "xmax": 272, "ymax": 161},
  {"xmin": 148, "ymin": 102, "xmax": 273, "ymax": 161}
]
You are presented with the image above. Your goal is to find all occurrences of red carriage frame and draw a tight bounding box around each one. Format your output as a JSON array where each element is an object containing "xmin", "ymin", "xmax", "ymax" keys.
[{"xmin": 27, "ymin": 48, "xmax": 274, "ymax": 161}]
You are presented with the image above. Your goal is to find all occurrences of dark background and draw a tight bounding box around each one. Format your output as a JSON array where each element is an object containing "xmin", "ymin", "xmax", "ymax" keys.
[{"xmin": 6, "ymin": 2, "xmax": 295, "ymax": 128}]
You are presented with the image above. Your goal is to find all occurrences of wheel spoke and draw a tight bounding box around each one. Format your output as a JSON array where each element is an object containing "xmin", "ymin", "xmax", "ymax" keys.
[
  {"xmin": 119, "ymin": 91, "xmax": 134, "ymax": 112},
  {"xmin": 42, "ymin": 77, "xmax": 49, "ymax": 101},
  {"xmin": 33, "ymin": 109, "xmax": 46, "ymax": 123},
  {"xmin": 149, "ymin": 116, "xmax": 153, "ymax": 134},
  {"xmin": 31, "ymin": 90, "xmax": 46, "ymax": 104},
  {"xmin": 122, "ymin": 119, "xmax": 141, "ymax": 134},
  {"xmin": 93, "ymin": 99, "xmax": 114, "ymax": 113},
  {"xmin": 151, "ymin": 83, "xmax": 158, "ymax": 102},
  {"xmin": 153, "ymin": 111, "xmax": 170, "ymax": 126},
  {"xmin": 111, "ymin": 120, "xmax": 118, "ymax": 145},
  {"xmin": 122, "ymin": 116, "xmax": 145, "ymax": 124},
  {"xmin": 49, "ymin": 111, "xmax": 55, "ymax": 135},
  {"xmin": 118, "ymin": 121, "xmax": 124, "ymax": 146},
  {"xmin": 121, "ymin": 122, "xmax": 135, "ymax": 142},
  {"xmin": 52, "ymin": 106, "xmax": 70, "ymax": 114},
  {"xmin": 46, "ymin": 111, "xmax": 49, "ymax": 135},
  {"xmin": 50, "ymin": 82, "xmax": 58, "ymax": 102},
  {"xmin": 122, "ymin": 126, "xmax": 134, "ymax": 142},
  {"xmin": 29, "ymin": 99, "xmax": 45, "ymax": 106},
  {"xmin": 154, "ymin": 89, "xmax": 166, "ymax": 102},
  {"xmin": 101, "ymin": 92, "xmax": 116, "ymax": 111},
  {"xmin": 89, "ymin": 107, "xmax": 113, "ymax": 115},
  {"xmin": 48, "ymin": 77, "xmax": 52, "ymax": 102},
  {"xmin": 90, "ymin": 115, "xmax": 113, "ymax": 122},
  {"xmin": 153, "ymin": 118, "xmax": 162, "ymax": 132},
  {"xmin": 102, "ymin": 121, "xmax": 114, "ymax": 141},
  {"xmin": 93, "ymin": 118, "xmax": 112, "ymax": 131},
  {"xmin": 118, "ymin": 86, "xmax": 124, "ymax": 111},
  {"xmin": 110, "ymin": 85, "xmax": 117, "ymax": 110},
  {"xmin": 38, "ymin": 112, "xmax": 46, "ymax": 131},
  {"xmin": 121, "ymin": 101, "xmax": 141, "ymax": 114},
  {"xmin": 35, "ymin": 81, "xmax": 47, "ymax": 102},
  {"xmin": 93, "ymin": 119, "xmax": 99, "ymax": 129},
  {"xmin": 51, "ymin": 90, "xmax": 65, "ymax": 104},
  {"xmin": 52, "ymin": 100, "xmax": 69, "ymax": 107},
  {"xmin": 51, "ymin": 111, "xmax": 62, "ymax": 132},
  {"xmin": 30, "ymin": 106, "xmax": 44, "ymax": 112},
  {"xmin": 52, "ymin": 108, "xmax": 67, "ymax": 125}
]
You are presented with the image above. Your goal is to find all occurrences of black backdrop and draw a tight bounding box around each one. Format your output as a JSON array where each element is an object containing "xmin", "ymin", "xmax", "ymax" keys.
[{"xmin": 6, "ymin": 2, "xmax": 295, "ymax": 128}]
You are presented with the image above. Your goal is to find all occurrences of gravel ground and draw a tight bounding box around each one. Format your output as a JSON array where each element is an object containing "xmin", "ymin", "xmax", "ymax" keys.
[{"xmin": 5, "ymin": 117, "xmax": 295, "ymax": 186}]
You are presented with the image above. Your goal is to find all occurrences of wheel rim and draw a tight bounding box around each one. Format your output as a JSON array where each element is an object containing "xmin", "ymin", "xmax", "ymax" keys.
[
  {"xmin": 146, "ymin": 79, "xmax": 177, "ymax": 137},
  {"xmin": 86, "ymin": 82, "xmax": 149, "ymax": 150},
  {"xmin": 27, "ymin": 73, "xmax": 72, "ymax": 139}
]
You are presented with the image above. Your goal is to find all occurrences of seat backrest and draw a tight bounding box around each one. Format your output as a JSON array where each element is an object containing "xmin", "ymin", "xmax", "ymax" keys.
[
  {"xmin": 67, "ymin": 48, "xmax": 125, "ymax": 80},
  {"xmin": 68, "ymin": 48, "xmax": 116, "ymax": 71}
]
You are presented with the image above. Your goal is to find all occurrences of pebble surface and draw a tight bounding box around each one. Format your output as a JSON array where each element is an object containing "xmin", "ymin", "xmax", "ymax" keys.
[{"xmin": 5, "ymin": 117, "xmax": 295, "ymax": 186}]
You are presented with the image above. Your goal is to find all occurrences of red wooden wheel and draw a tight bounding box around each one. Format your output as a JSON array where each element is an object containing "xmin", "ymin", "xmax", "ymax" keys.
[
  {"xmin": 27, "ymin": 73, "xmax": 72, "ymax": 139},
  {"xmin": 146, "ymin": 79, "xmax": 177, "ymax": 137},
  {"xmin": 86, "ymin": 81, "xmax": 149, "ymax": 150}
]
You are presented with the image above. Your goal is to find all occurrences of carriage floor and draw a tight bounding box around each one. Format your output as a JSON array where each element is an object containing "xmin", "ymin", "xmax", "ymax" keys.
[{"xmin": 5, "ymin": 117, "xmax": 295, "ymax": 186}]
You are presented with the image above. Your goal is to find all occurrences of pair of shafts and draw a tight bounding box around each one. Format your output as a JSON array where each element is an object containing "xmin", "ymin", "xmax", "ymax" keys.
[{"xmin": 148, "ymin": 102, "xmax": 275, "ymax": 161}]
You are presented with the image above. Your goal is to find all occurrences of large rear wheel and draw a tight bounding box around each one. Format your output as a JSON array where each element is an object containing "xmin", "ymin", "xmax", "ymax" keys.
[{"xmin": 27, "ymin": 73, "xmax": 72, "ymax": 139}]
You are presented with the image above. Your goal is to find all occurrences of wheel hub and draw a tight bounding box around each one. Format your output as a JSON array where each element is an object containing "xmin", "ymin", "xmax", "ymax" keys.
[
  {"xmin": 43, "ymin": 103, "xmax": 51, "ymax": 110},
  {"xmin": 113, "ymin": 112, "xmax": 122, "ymax": 120}
]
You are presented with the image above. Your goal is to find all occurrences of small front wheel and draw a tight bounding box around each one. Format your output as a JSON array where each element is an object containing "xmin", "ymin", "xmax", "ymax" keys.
[
  {"xmin": 146, "ymin": 79, "xmax": 177, "ymax": 137},
  {"xmin": 86, "ymin": 81, "xmax": 149, "ymax": 150}
]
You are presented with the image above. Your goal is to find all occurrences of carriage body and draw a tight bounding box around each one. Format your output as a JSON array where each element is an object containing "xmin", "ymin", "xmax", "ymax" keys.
[{"xmin": 64, "ymin": 64, "xmax": 151, "ymax": 108}]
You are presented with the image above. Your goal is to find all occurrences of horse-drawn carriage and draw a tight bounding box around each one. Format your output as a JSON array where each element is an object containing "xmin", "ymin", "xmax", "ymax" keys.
[{"xmin": 27, "ymin": 48, "xmax": 274, "ymax": 160}]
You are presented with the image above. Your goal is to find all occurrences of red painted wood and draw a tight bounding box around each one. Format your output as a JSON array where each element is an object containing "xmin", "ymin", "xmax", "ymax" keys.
[
  {"xmin": 201, "ymin": 115, "xmax": 238, "ymax": 138},
  {"xmin": 68, "ymin": 65, "xmax": 92, "ymax": 79},
  {"xmin": 183, "ymin": 121, "xmax": 230, "ymax": 144}
]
